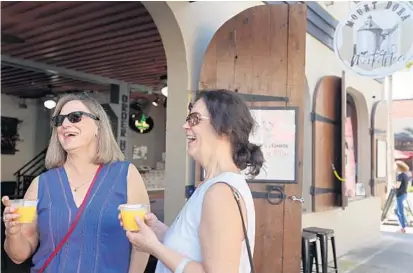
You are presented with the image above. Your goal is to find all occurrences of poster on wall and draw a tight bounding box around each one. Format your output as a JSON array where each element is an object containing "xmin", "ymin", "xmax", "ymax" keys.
[
  {"xmin": 242, "ymin": 107, "xmax": 298, "ymax": 183},
  {"xmin": 376, "ymin": 139, "xmax": 387, "ymax": 178},
  {"xmin": 333, "ymin": 1, "xmax": 413, "ymax": 78},
  {"xmin": 344, "ymin": 117, "xmax": 357, "ymax": 198}
]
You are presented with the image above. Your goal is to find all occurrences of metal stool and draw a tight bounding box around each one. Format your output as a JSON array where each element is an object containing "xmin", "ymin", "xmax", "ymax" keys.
[
  {"xmin": 303, "ymin": 227, "xmax": 338, "ymax": 273},
  {"xmin": 302, "ymin": 231, "xmax": 319, "ymax": 273}
]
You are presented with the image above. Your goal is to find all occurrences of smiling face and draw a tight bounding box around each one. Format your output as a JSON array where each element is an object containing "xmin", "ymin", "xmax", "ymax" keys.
[
  {"xmin": 55, "ymin": 100, "xmax": 99, "ymax": 153},
  {"xmin": 182, "ymin": 99, "xmax": 220, "ymax": 163}
]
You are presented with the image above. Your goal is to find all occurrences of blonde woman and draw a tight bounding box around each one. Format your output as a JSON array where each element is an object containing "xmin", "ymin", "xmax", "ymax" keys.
[
  {"xmin": 393, "ymin": 160, "xmax": 410, "ymax": 233},
  {"xmin": 2, "ymin": 93, "xmax": 150, "ymax": 273}
]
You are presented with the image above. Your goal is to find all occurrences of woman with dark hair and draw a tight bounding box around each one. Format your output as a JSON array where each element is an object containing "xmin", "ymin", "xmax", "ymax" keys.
[{"xmin": 123, "ymin": 90, "xmax": 264, "ymax": 273}]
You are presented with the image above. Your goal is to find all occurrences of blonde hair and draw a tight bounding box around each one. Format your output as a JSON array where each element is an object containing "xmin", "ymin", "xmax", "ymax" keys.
[
  {"xmin": 395, "ymin": 160, "xmax": 409, "ymax": 173},
  {"xmin": 45, "ymin": 93, "xmax": 125, "ymax": 169}
]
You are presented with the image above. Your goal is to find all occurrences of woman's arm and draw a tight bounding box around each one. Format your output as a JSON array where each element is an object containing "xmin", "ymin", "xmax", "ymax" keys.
[
  {"xmin": 152, "ymin": 182, "xmax": 247, "ymax": 273},
  {"xmin": 127, "ymin": 164, "xmax": 151, "ymax": 273},
  {"xmin": 4, "ymin": 177, "xmax": 40, "ymax": 264}
]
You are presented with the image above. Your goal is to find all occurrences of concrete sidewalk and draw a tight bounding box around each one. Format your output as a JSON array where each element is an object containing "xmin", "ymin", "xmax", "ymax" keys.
[{"xmin": 337, "ymin": 225, "xmax": 413, "ymax": 273}]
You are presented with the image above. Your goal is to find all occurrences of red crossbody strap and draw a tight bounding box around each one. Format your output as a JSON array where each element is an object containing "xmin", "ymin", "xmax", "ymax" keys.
[{"xmin": 38, "ymin": 164, "xmax": 103, "ymax": 273}]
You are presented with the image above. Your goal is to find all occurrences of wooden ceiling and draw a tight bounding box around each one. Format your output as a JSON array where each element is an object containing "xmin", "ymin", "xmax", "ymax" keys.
[{"xmin": 1, "ymin": 1, "xmax": 167, "ymax": 98}]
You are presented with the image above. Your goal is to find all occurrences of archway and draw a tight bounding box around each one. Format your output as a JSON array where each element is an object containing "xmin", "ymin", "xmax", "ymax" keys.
[
  {"xmin": 1, "ymin": 2, "xmax": 186, "ymax": 272},
  {"xmin": 371, "ymin": 100, "xmax": 389, "ymax": 206}
]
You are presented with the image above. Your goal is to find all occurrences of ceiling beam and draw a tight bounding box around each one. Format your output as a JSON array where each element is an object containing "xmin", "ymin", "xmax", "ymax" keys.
[{"xmin": 1, "ymin": 54, "xmax": 152, "ymax": 92}]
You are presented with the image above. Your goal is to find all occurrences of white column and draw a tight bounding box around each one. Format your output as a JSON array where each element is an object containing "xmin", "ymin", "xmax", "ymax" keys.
[
  {"xmin": 385, "ymin": 76, "xmax": 394, "ymax": 192},
  {"xmin": 163, "ymin": 77, "xmax": 191, "ymax": 224},
  {"xmin": 142, "ymin": 1, "xmax": 191, "ymax": 225}
]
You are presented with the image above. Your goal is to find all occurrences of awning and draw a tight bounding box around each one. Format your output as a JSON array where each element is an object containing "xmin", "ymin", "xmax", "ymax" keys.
[{"xmin": 394, "ymin": 150, "xmax": 413, "ymax": 160}]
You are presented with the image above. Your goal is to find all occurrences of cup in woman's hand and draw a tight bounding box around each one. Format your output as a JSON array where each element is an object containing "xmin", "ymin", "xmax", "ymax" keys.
[
  {"xmin": 118, "ymin": 204, "xmax": 149, "ymax": 231},
  {"xmin": 10, "ymin": 199, "xmax": 38, "ymax": 224},
  {"xmin": 2, "ymin": 196, "xmax": 23, "ymax": 235}
]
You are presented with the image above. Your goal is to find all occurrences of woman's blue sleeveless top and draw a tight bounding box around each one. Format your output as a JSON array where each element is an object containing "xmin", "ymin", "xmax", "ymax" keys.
[{"xmin": 31, "ymin": 161, "xmax": 131, "ymax": 273}]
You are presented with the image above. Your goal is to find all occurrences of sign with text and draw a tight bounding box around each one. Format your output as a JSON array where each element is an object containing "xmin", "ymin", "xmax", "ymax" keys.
[
  {"xmin": 119, "ymin": 94, "xmax": 128, "ymax": 154},
  {"xmin": 334, "ymin": 1, "xmax": 413, "ymax": 78},
  {"xmin": 245, "ymin": 107, "xmax": 298, "ymax": 183}
]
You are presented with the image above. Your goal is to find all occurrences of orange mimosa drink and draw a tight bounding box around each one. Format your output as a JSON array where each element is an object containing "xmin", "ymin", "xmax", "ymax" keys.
[
  {"xmin": 118, "ymin": 204, "xmax": 149, "ymax": 231},
  {"xmin": 10, "ymin": 199, "xmax": 38, "ymax": 224}
]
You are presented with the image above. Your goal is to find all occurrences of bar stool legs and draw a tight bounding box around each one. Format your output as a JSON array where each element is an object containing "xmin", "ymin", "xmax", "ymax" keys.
[
  {"xmin": 303, "ymin": 227, "xmax": 339, "ymax": 273},
  {"xmin": 302, "ymin": 237, "xmax": 311, "ymax": 273},
  {"xmin": 331, "ymin": 236, "xmax": 338, "ymax": 273},
  {"xmin": 302, "ymin": 231, "xmax": 319, "ymax": 273},
  {"xmin": 319, "ymin": 234, "xmax": 328, "ymax": 273},
  {"xmin": 309, "ymin": 242, "xmax": 319, "ymax": 273}
]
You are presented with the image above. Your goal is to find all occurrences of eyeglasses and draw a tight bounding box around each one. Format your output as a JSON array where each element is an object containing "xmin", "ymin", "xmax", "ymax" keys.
[
  {"xmin": 51, "ymin": 111, "xmax": 100, "ymax": 127},
  {"xmin": 186, "ymin": 112, "xmax": 210, "ymax": 127}
]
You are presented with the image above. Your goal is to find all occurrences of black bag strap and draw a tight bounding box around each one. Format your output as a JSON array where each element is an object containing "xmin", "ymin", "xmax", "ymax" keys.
[{"xmin": 221, "ymin": 182, "xmax": 255, "ymax": 273}]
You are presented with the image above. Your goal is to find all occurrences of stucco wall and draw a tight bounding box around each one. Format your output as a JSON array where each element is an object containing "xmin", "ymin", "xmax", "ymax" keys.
[{"xmin": 303, "ymin": 2, "xmax": 384, "ymax": 253}]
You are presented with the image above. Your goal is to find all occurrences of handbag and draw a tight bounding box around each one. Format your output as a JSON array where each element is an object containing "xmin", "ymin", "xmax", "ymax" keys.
[
  {"xmin": 38, "ymin": 164, "xmax": 103, "ymax": 273},
  {"xmin": 222, "ymin": 182, "xmax": 256, "ymax": 273}
]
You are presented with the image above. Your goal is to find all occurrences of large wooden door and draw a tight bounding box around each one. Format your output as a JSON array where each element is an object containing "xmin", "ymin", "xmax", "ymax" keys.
[
  {"xmin": 371, "ymin": 101, "xmax": 389, "ymax": 208},
  {"xmin": 198, "ymin": 4, "xmax": 306, "ymax": 273},
  {"xmin": 311, "ymin": 75, "xmax": 347, "ymax": 212}
]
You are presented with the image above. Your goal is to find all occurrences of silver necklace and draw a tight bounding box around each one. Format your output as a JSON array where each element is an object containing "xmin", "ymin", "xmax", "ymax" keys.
[{"xmin": 69, "ymin": 181, "xmax": 91, "ymax": 192}]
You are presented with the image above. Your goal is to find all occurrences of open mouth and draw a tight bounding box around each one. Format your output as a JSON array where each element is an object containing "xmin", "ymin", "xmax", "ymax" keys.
[
  {"xmin": 63, "ymin": 132, "xmax": 79, "ymax": 139},
  {"xmin": 187, "ymin": 135, "xmax": 196, "ymax": 144}
]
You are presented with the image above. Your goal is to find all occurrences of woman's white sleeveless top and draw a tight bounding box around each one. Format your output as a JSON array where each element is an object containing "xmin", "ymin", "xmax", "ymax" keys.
[{"xmin": 155, "ymin": 172, "xmax": 256, "ymax": 273}]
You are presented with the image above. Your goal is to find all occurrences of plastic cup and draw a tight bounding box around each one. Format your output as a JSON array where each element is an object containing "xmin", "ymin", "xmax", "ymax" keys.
[
  {"xmin": 10, "ymin": 199, "xmax": 38, "ymax": 224},
  {"xmin": 118, "ymin": 204, "xmax": 149, "ymax": 231}
]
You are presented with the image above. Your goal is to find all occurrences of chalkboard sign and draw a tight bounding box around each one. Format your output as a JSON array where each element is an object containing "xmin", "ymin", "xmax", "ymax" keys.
[{"xmin": 245, "ymin": 107, "xmax": 298, "ymax": 183}]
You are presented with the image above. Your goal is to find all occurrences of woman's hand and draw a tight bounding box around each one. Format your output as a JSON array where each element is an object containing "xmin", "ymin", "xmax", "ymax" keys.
[
  {"xmin": 119, "ymin": 212, "xmax": 168, "ymax": 242},
  {"xmin": 144, "ymin": 213, "xmax": 168, "ymax": 242},
  {"xmin": 2, "ymin": 196, "xmax": 22, "ymax": 236},
  {"xmin": 125, "ymin": 216, "xmax": 162, "ymax": 255}
]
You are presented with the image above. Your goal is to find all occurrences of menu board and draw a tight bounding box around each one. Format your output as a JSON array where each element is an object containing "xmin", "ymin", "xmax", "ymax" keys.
[{"xmin": 245, "ymin": 107, "xmax": 298, "ymax": 183}]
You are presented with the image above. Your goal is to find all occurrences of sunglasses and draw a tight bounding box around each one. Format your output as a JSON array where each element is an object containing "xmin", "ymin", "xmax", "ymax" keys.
[
  {"xmin": 51, "ymin": 111, "xmax": 100, "ymax": 127},
  {"xmin": 186, "ymin": 112, "xmax": 210, "ymax": 127}
]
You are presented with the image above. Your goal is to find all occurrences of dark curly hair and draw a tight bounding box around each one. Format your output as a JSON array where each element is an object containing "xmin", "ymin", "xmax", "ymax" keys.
[{"xmin": 195, "ymin": 89, "xmax": 264, "ymax": 177}]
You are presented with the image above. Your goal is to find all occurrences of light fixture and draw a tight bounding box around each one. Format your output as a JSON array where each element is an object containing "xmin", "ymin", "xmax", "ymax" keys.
[
  {"xmin": 152, "ymin": 96, "xmax": 159, "ymax": 107},
  {"xmin": 18, "ymin": 98, "xmax": 27, "ymax": 109},
  {"xmin": 161, "ymin": 86, "xmax": 168, "ymax": 97},
  {"xmin": 44, "ymin": 99, "xmax": 56, "ymax": 109}
]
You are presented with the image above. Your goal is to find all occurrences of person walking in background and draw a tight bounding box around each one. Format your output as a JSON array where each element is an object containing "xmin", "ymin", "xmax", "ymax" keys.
[
  {"xmin": 123, "ymin": 90, "xmax": 263, "ymax": 273},
  {"xmin": 393, "ymin": 160, "xmax": 410, "ymax": 233},
  {"xmin": 2, "ymin": 93, "xmax": 150, "ymax": 273}
]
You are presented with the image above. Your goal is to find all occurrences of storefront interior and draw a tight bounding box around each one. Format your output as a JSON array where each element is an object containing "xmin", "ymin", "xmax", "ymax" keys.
[{"xmin": 1, "ymin": 1, "xmax": 167, "ymax": 271}]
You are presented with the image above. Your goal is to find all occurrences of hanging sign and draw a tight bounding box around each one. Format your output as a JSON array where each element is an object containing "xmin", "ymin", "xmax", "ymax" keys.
[
  {"xmin": 135, "ymin": 114, "xmax": 150, "ymax": 133},
  {"xmin": 129, "ymin": 113, "xmax": 154, "ymax": 134},
  {"xmin": 334, "ymin": 1, "xmax": 413, "ymax": 78}
]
